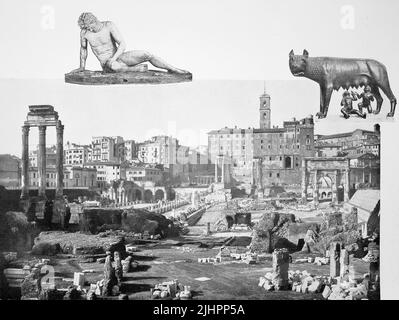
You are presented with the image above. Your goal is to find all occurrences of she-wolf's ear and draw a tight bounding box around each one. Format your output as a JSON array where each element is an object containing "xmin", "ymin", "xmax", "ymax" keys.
[
  {"xmin": 289, "ymin": 49, "xmax": 294, "ymax": 57},
  {"xmin": 303, "ymin": 49, "xmax": 309, "ymax": 57}
]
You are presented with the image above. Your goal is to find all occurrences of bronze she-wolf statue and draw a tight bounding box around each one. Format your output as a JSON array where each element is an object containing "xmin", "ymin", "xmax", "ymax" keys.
[{"xmin": 289, "ymin": 49, "xmax": 396, "ymax": 118}]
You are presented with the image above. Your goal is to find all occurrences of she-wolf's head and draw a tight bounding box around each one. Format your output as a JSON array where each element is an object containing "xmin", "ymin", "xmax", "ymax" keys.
[{"xmin": 289, "ymin": 49, "xmax": 309, "ymax": 77}]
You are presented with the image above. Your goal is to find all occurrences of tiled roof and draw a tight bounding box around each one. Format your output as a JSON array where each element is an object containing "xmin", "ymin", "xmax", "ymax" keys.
[{"xmin": 348, "ymin": 189, "xmax": 380, "ymax": 223}]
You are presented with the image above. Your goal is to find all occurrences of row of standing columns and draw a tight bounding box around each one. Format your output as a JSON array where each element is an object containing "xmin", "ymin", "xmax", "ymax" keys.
[
  {"xmin": 194, "ymin": 176, "xmax": 214, "ymax": 185},
  {"xmin": 21, "ymin": 121, "xmax": 64, "ymax": 200}
]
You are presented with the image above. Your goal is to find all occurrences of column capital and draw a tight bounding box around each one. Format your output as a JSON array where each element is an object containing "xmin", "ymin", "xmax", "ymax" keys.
[
  {"xmin": 22, "ymin": 125, "xmax": 30, "ymax": 134},
  {"xmin": 56, "ymin": 121, "xmax": 64, "ymax": 131},
  {"xmin": 38, "ymin": 125, "xmax": 47, "ymax": 133}
]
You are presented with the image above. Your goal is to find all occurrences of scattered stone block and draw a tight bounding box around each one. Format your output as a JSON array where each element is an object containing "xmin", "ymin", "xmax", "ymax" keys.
[
  {"xmin": 97, "ymin": 258, "xmax": 106, "ymax": 264},
  {"xmin": 322, "ymin": 285, "xmax": 332, "ymax": 299},
  {"xmin": 263, "ymin": 281, "xmax": 274, "ymax": 291},
  {"xmin": 301, "ymin": 281, "xmax": 309, "ymax": 294},
  {"xmin": 258, "ymin": 277, "xmax": 266, "ymax": 287},
  {"xmin": 308, "ymin": 280, "xmax": 322, "ymax": 293},
  {"xmin": 122, "ymin": 256, "xmax": 132, "ymax": 273},
  {"xmin": 31, "ymin": 242, "xmax": 61, "ymax": 256},
  {"xmin": 21, "ymin": 274, "xmax": 41, "ymax": 300},
  {"xmin": 73, "ymin": 272, "xmax": 85, "ymax": 287}
]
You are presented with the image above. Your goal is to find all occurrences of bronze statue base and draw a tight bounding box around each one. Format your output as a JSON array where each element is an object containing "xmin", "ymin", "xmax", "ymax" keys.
[{"xmin": 65, "ymin": 70, "xmax": 192, "ymax": 85}]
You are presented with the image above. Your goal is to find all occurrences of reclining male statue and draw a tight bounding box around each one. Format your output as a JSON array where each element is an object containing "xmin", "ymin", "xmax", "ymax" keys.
[{"xmin": 70, "ymin": 12, "xmax": 190, "ymax": 75}]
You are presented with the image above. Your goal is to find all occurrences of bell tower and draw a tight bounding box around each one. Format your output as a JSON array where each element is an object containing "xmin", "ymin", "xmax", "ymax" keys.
[{"xmin": 259, "ymin": 83, "xmax": 271, "ymax": 129}]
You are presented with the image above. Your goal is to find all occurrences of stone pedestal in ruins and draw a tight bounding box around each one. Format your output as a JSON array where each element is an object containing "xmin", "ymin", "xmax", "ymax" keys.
[
  {"xmin": 368, "ymin": 242, "xmax": 380, "ymax": 283},
  {"xmin": 52, "ymin": 198, "xmax": 66, "ymax": 227},
  {"xmin": 339, "ymin": 248, "xmax": 350, "ymax": 278},
  {"xmin": 329, "ymin": 242, "xmax": 341, "ymax": 278},
  {"xmin": 103, "ymin": 253, "xmax": 117, "ymax": 296},
  {"xmin": 114, "ymin": 251, "xmax": 123, "ymax": 286},
  {"xmin": 271, "ymin": 248, "xmax": 290, "ymax": 290}
]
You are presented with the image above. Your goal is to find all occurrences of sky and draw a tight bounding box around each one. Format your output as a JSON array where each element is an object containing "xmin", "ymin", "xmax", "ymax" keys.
[{"xmin": 0, "ymin": 0, "xmax": 398, "ymax": 81}]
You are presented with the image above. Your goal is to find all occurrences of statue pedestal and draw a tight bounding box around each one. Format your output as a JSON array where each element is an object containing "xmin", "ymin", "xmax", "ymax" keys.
[{"xmin": 65, "ymin": 69, "xmax": 192, "ymax": 85}]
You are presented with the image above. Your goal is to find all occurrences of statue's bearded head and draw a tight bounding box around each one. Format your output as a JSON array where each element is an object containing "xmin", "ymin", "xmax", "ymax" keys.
[
  {"xmin": 289, "ymin": 49, "xmax": 309, "ymax": 77},
  {"xmin": 78, "ymin": 12, "xmax": 100, "ymax": 32}
]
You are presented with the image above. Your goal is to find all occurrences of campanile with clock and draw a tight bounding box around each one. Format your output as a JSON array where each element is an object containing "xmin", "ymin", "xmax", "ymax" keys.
[{"xmin": 259, "ymin": 86, "xmax": 271, "ymax": 129}]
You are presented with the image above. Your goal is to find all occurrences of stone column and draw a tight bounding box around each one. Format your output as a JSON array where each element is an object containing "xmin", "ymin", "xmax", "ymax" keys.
[
  {"xmin": 221, "ymin": 156, "xmax": 225, "ymax": 184},
  {"xmin": 344, "ymin": 169, "xmax": 350, "ymax": 202},
  {"xmin": 214, "ymin": 156, "xmax": 218, "ymax": 183},
  {"xmin": 332, "ymin": 170, "xmax": 339, "ymax": 204},
  {"xmin": 329, "ymin": 242, "xmax": 341, "ymax": 278},
  {"xmin": 271, "ymin": 248, "xmax": 290, "ymax": 290},
  {"xmin": 301, "ymin": 160, "xmax": 307, "ymax": 203},
  {"xmin": 38, "ymin": 125, "xmax": 47, "ymax": 198},
  {"xmin": 55, "ymin": 121, "xmax": 64, "ymax": 198},
  {"xmin": 313, "ymin": 170, "xmax": 319, "ymax": 205},
  {"xmin": 119, "ymin": 191, "xmax": 123, "ymax": 206},
  {"xmin": 21, "ymin": 125, "xmax": 30, "ymax": 199}
]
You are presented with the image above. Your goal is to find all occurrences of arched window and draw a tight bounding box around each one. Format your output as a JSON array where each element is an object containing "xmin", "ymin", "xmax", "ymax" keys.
[{"xmin": 284, "ymin": 156, "xmax": 292, "ymax": 169}]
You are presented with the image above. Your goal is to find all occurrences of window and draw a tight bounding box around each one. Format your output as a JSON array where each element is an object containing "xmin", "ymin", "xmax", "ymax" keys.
[
  {"xmin": 284, "ymin": 156, "xmax": 292, "ymax": 169},
  {"xmin": 269, "ymin": 173, "xmax": 272, "ymax": 178},
  {"xmin": 277, "ymin": 173, "xmax": 280, "ymax": 178}
]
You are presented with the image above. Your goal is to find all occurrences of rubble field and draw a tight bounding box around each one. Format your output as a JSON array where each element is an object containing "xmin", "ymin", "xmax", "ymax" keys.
[{"xmin": 2, "ymin": 235, "xmax": 370, "ymax": 300}]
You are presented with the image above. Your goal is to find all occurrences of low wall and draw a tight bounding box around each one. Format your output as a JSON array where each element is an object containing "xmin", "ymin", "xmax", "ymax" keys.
[{"xmin": 186, "ymin": 207, "xmax": 206, "ymax": 226}]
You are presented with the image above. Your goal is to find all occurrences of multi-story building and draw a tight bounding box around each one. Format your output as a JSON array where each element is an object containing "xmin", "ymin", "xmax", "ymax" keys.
[
  {"xmin": 138, "ymin": 136, "xmax": 178, "ymax": 169},
  {"xmin": 177, "ymin": 145, "xmax": 190, "ymax": 165},
  {"xmin": 348, "ymin": 153, "xmax": 380, "ymax": 189},
  {"xmin": 85, "ymin": 161, "xmax": 128, "ymax": 188},
  {"xmin": 0, "ymin": 154, "xmax": 21, "ymax": 189},
  {"xmin": 315, "ymin": 127, "xmax": 380, "ymax": 154},
  {"xmin": 124, "ymin": 140, "xmax": 137, "ymax": 161},
  {"xmin": 28, "ymin": 165, "xmax": 97, "ymax": 189},
  {"xmin": 125, "ymin": 165, "xmax": 163, "ymax": 184},
  {"xmin": 208, "ymin": 90, "xmax": 315, "ymax": 187},
  {"xmin": 29, "ymin": 146, "xmax": 57, "ymax": 168},
  {"xmin": 89, "ymin": 136, "xmax": 123, "ymax": 163},
  {"xmin": 64, "ymin": 142, "xmax": 91, "ymax": 166}
]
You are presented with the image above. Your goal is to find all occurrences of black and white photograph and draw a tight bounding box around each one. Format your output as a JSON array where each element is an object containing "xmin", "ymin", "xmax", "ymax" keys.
[{"xmin": 0, "ymin": 0, "xmax": 398, "ymax": 308}]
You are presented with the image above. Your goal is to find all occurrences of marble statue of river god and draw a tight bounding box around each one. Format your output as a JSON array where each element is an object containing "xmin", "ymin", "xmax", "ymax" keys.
[
  {"xmin": 289, "ymin": 49, "xmax": 396, "ymax": 118},
  {"xmin": 65, "ymin": 12, "xmax": 192, "ymax": 85}
]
